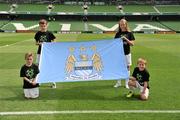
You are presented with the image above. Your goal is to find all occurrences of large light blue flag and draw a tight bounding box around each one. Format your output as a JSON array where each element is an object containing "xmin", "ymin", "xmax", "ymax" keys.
[{"xmin": 37, "ymin": 38, "xmax": 129, "ymax": 83}]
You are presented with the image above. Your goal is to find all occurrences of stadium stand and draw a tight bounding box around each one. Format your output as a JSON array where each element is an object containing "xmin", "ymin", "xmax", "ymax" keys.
[
  {"xmin": 0, "ymin": 0, "xmax": 179, "ymax": 33},
  {"xmin": 0, "ymin": 0, "xmax": 180, "ymax": 5}
]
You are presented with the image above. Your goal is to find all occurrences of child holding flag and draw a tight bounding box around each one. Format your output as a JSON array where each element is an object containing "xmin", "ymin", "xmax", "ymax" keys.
[
  {"xmin": 114, "ymin": 18, "xmax": 135, "ymax": 88},
  {"xmin": 20, "ymin": 52, "xmax": 39, "ymax": 99},
  {"xmin": 126, "ymin": 58, "xmax": 150, "ymax": 100},
  {"xmin": 34, "ymin": 19, "xmax": 56, "ymax": 88}
]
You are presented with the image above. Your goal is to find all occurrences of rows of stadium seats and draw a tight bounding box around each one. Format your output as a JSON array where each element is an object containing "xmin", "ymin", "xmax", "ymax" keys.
[
  {"xmin": 154, "ymin": 0, "xmax": 180, "ymax": 5},
  {"xmin": 0, "ymin": 0, "xmax": 179, "ymax": 5},
  {"xmin": 119, "ymin": 0, "xmax": 180, "ymax": 5}
]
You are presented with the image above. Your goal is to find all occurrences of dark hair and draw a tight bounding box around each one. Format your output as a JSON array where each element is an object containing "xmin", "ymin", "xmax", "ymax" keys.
[{"xmin": 39, "ymin": 19, "xmax": 48, "ymax": 25}]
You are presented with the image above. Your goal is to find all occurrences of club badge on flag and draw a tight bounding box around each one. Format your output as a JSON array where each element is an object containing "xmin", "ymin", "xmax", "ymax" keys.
[{"xmin": 37, "ymin": 38, "xmax": 129, "ymax": 83}]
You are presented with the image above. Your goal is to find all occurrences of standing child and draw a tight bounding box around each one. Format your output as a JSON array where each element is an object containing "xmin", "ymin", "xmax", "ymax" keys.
[
  {"xmin": 126, "ymin": 58, "xmax": 150, "ymax": 100},
  {"xmin": 20, "ymin": 52, "xmax": 39, "ymax": 99},
  {"xmin": 114, "ymin": 18, "xmax": 135, "ymax": 88},
  {"xmin": 34, "ymin": 19, "xmax": 56, "ymax": 88}
]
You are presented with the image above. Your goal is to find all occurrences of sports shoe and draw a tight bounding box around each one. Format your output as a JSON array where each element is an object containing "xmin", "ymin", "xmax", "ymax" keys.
[
  {"xmin": 126, "ymin": 91, "xmax": 134, "ymax": 98},
  {"xmin": 125, "ymin": 85, "xmax": 129, "ymax": 89},
  {"xmin": 114, "ymin": 82, "xmax": 121, "ymax": 88},
  {"xmin": 51, "ymin": 83, "xmax": 56, "ymax": 89}
]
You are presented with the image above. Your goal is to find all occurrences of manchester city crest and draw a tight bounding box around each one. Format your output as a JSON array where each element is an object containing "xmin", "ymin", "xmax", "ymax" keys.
[{"xmin": 65, "ymin": 45, "xmax": 103, "ymax": 80}]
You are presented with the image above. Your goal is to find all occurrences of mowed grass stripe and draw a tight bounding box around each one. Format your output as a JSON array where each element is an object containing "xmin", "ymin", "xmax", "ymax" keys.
[
  {"xmin": 0, "ymin": 33, "xmax": 34, "ymax": 47},
  {"xmin": 1, "ymin": 110, "xmax": 180, "ymax": 116}
]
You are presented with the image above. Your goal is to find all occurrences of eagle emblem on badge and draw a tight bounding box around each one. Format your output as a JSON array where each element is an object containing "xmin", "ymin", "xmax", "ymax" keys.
[{"xmin": 65, "ymin": 45, "xmax": 103, "ymax": 80}]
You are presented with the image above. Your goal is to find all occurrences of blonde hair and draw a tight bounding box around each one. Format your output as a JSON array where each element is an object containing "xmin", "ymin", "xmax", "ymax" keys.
[
  {"xmin": 137, "ymin": 58, "xmax": 147, "ymax": 65},
  {"xmin": 119, "ymin": 18, "xmax": 130, "ymax": 32},
  {"xmin": 25, "ymin": 52, "xmax": 33, "ymax": 60}
]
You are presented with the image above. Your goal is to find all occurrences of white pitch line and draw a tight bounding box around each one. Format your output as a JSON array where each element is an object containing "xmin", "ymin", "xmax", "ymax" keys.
[
  {"xmin": 153, "ymin": 6, "xmax": 161, "ymax": 14},
  {"xmin": 1, "ymin": 110, "xmax": 180, "ymax": 116},
  {"xmin": 0, "ymin": 38, "xmax": 33, "ymax": 49},
  {"xmin": 0, "ymin": 22, "xmax": 12, "ymax": 30}
]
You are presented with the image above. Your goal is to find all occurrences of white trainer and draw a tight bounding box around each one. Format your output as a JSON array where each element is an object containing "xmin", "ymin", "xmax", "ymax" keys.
[
  {"xmin": 125, "ymin": 80, "xmax": 129, "ymax": 89},
  {"xmin": 125, "ymin": 85, "xmax": 129, "ymax": 89},
  {"xmin": 51, "ymin": 83, "xmax": 56, "ymax": 89},
  {"xmin": 114, "ymin": 81, "xmax": 121, "ymax": 88}
]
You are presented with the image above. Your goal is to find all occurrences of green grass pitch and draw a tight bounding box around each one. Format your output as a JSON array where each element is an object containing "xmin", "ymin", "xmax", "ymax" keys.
[{"xmin": 0, "ymin": 33, "xmax": 180, "ymax": 119}]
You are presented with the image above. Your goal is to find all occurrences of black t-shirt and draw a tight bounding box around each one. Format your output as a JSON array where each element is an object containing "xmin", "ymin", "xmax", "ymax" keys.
[
  {"xmin": 34, "ymin": 31, "xmax": 56, "ymax": 54},
  {"xmin": 114, "ymin": 31, "xmax": 135, "ymax": 55},
  {"xmin": 20, "ymin": 63, "xmax": 39, "ymax": 88},
  {"xmin": 132, "ymin": 67, "xmax": 150, "ymax": 89}
]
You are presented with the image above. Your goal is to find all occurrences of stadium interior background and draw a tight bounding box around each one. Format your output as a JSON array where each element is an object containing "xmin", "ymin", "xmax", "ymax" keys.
[{"xmin": 0, "ymin": 0, "xmax": 179, "ymax": 33}]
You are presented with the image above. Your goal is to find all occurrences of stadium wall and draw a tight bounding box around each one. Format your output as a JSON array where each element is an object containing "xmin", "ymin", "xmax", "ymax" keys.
[{"xmin": 0, "ymin": 13, "xmax": 180, "ymax": 21}]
